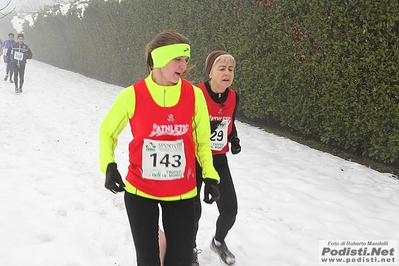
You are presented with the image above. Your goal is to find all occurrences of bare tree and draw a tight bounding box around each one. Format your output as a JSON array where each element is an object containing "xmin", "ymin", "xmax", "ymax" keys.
[
  {"xmin": 18, "ymin": 0, "xmax": 41, "ymax": 12},
  {"xmin": 18, "ymin": 0, "xmax": 59, "ymax": 12},
  {"xmin": 1, "ymin": 0, "xmax": 16, "ymax": 19}
]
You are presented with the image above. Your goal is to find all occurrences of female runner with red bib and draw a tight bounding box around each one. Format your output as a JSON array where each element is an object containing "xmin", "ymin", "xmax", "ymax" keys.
[
  {"xmin": 193, "ymin": 51, "xmax": 241, "ymax": 266},
  {"xmin": 99, "ymin": 31, "xmax": 220, "ymax": 266}
]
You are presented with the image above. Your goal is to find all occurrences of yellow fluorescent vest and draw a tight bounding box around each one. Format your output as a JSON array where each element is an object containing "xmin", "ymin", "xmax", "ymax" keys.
[{"xmin": 99, "ymin": 74, "xmax": 220, "ymax": 201}]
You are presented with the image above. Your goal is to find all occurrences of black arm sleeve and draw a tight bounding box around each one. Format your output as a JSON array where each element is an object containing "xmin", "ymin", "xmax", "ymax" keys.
[
  {"xmin": 27, "ymin": 48, "xmax": 33, "ymax": 59},
  {"xmin": 6, "ymin": 47, "xmax": 11, "ymax": 57}
]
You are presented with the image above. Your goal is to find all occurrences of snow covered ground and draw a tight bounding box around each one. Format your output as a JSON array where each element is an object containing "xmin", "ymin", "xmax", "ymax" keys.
[{"xmin": 1, "ymin": 60, "xmax": 398, "ymax": 266}]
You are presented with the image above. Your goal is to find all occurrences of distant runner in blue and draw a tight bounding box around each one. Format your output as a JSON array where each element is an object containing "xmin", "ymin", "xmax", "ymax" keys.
[{"xmin": 1, "ymin": 33, "xmax": 16, "ymax": 83}]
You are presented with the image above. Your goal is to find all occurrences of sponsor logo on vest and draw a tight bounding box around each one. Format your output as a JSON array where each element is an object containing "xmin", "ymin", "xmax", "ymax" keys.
[
  {"xmin": 149, "ymin": 123, "xmax": 189, "ymax": 137},
  {"xmin": 167, "ymin": 114, "xmax": 174, "ymax": 122},
  {"xmin": 145, "ymin": 142, "xmax": 157, "ymax": 152},
  {"xmin": 158, "ymin": 141, "xmax": 183, "ymax": 151}
]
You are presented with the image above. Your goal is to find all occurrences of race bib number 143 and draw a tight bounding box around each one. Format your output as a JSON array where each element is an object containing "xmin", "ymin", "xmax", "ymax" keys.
[{"xmin": 142, "ymin": 139, "xmax": 186, "ymax": 180}]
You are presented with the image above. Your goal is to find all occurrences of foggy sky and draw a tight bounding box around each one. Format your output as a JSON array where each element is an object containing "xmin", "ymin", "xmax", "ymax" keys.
[{"xmin": 3, "ymin": 0, "xmax": 62, "ymax": 13}]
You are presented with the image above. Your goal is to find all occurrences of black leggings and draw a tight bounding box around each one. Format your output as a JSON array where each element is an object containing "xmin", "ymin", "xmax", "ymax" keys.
[
  {"xmin": 13, "ymin": 63, "xmax": 26, "ymax": 89},
  {"xmin": 6, "ymin": 62, "xmax": 13, "ymax": 77},
  {"xmin": 124, "ymin": 192, "xmax": 195, "ymax": 266},
  {"xmin": 194, "ymin": 154, "xmax": 238, "ymax": 246}
]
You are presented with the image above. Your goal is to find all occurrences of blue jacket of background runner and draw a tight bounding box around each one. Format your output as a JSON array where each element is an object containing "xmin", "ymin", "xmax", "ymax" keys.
[
  {"xmin": 6, "ymin": 42, "xmax": 32, "ymax": 65},
  {"xmin": 1, "ymin": 40, "xmax": 16, "ymax": 63}
]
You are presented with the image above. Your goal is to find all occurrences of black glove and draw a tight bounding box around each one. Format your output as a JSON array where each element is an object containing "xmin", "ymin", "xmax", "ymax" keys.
[
  {"xmin": 230, "ymin": 136, "xmax": 241, "ymax": 155},
  {"xmin": 203, "ymin": 178, "xmax": 220, "ymax": 204},
  {"xmin": 105, "ymin": 163, "xmax": 125, "ymax": 193}
]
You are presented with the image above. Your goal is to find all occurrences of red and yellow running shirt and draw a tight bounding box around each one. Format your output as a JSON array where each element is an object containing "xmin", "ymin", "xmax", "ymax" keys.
[
  {"xmin": 99, "ymin": 74, "xmax": 219, "ymax": 200},
  {"xmin": 127, "ymin": 79, "xmax": 196, "ymax": 197}
]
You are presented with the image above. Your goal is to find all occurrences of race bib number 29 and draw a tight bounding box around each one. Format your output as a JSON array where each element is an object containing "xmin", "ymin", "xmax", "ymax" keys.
[
  {"xmin": 142, "ymin": 139, "xmax": 186, "ymax": 180},
  {"xmin": 210, "ymin": 120, "xmax": 230, "ymax": 151}
]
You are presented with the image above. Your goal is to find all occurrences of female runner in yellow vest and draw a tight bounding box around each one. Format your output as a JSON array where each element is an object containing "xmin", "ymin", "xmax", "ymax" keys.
[{"xmin": 99, "ymin": 30, "xmax": 220, "ymax": 266}]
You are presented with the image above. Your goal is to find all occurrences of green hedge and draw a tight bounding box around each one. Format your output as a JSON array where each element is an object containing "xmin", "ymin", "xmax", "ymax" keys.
[{"xmin": 22, "ymin": 0, "xmax": 399, "ymax": 165}]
